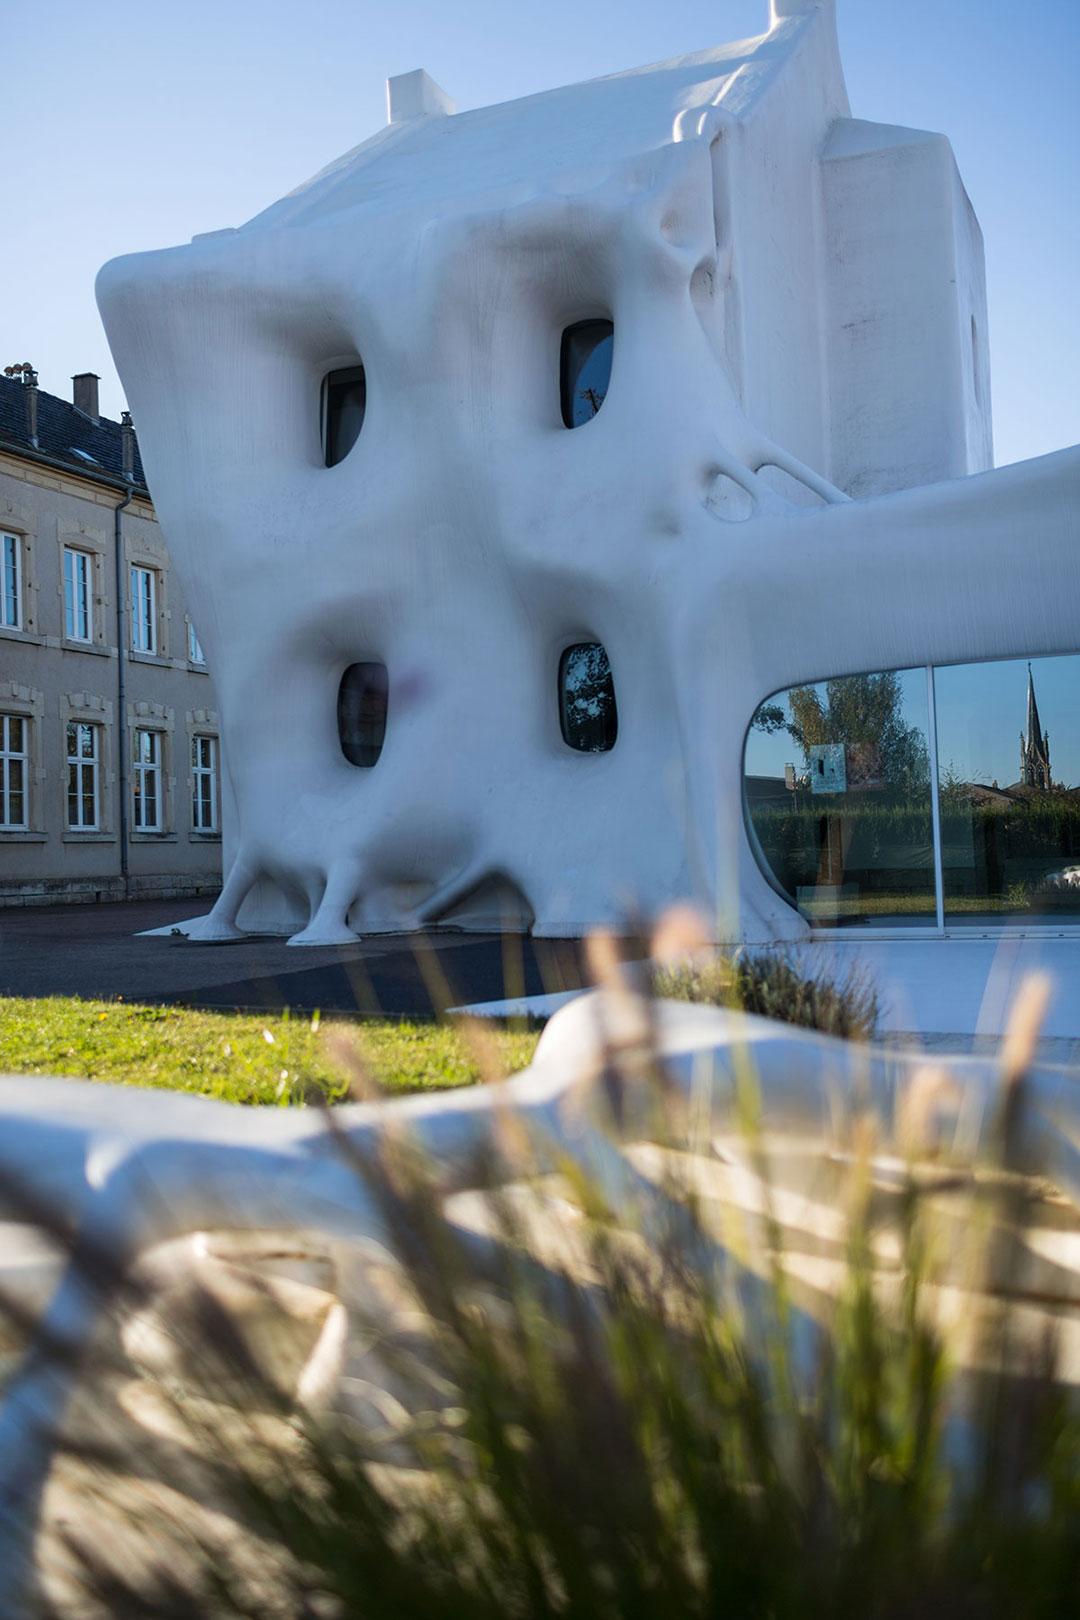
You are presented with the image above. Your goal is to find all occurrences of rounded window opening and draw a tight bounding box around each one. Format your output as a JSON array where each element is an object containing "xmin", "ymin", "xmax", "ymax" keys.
[
  {"xmin": 322, "ymin": 365, "xmax": 367, "ymax": 467},
  {"xmin": 560, "ymin": 320, "xmax": 613, "ymax": 428},
  {"xmin": 337, "ymin": 661, "xmax": 388, "ymax": 767},
  {"xmin": 559, "ymin": 643, "xmax": 617, "ymax": 752}
]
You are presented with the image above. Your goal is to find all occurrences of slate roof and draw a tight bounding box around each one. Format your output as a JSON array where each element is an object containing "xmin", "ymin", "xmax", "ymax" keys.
[{"xmin": 0, "ymin": 373, "xmax": 148, "ymax": 493}]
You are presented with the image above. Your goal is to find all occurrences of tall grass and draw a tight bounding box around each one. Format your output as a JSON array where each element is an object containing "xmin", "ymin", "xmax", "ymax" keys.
[{"xmin": 8, "ymin": 961, "xmax": 1079, "ymax": 1617}]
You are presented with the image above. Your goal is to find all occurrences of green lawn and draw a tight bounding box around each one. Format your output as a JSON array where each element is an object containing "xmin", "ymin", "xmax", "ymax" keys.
[{"xmin": 0, "ymin": 997, "xmax": 540, "ymax": 1106}]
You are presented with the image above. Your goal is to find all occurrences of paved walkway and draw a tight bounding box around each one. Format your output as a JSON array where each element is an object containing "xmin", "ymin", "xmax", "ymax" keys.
[{"xmin": 0, "ymin": 900, "xmax": 588, "ymax": 1019}]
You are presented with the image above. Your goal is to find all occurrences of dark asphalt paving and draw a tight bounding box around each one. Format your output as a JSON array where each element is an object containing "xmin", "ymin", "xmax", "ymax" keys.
[{"xmin": 0, "ymin": 900, "xmax": 589, "ymax": 1018}]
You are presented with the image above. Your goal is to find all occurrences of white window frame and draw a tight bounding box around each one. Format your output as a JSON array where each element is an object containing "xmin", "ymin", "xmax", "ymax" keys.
[
  {"xmin": 2, "ymin": 533, "xmax": 22, "ymax": 630},
  {"xmin": 63, "ymin": 548, "xmax": 92, "ymax": 642},
  {"xmin": 188, "ymin": 620, "xmax": 206, "ymax": 665},
  {"xmin": 0, "ymin": 714, "xmax": 28, "ymax": 829},
  {"xmin": 191, "ymin": 733, "xmax": 219, "ymax": 832},
  {"xmin": 133, "ymin": 728, "xmax": 163, "ymax": 832},
  {"xmin": 131, "ymin": 565, "xmax": 157, "ymax": 654},
  {"xmin": 66, "ymin": 721, "xmax": 100, "ymax": 830}
]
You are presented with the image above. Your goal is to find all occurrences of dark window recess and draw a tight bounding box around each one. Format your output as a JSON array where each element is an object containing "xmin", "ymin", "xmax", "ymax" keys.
[
  {"xmin": 337, "ymin": 661, "xmax": 388, "ymax": 767},
  {"xmin": 323, "ymin": 365, "xmax": 367, "ymax": 467},
  {"xmin": 560, "ymin": 321, "xmax": 613, "ymax": 428},
  {"xmin": 559, "ymin": 643, "xmax": 617, "ymax": 752}
]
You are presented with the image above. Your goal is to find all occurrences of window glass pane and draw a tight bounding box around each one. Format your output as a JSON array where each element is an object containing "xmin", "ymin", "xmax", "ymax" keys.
[
  {"xmin": 323, "ymin": 366, "xmax": 367, "ymax": 468},
  {"xmin": 337, "ymin": 662, "xmax": 388, "ymax": 767},
  {"xmin": 560, "ymin": 321, "xmax": 614, "ymax": 428},
  {"xmin": 64, "ymin": 552, "xmax": 75, "ymax": 638},
  {"xmin": 559, "ymin": 643, "xmax": 618, "ymax": 753},
  {"xmin": 935, "ymin": 653, "xmax": 1080, "ymax": 921},
  {"xmin": 3, "ymin": 534, "xmax": 18, "ymax": 628},
  {"xmin": 745, "ymin": 668, "xmax": 934, "ymax": 927},
  {"xmin": 8, "ymin": 717, "xmax": 22, "ymax": 752}
]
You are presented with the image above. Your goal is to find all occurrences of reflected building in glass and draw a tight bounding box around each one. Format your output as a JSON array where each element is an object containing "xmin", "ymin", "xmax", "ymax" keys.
[{"xmin": 746, "ymin": 655, "xmax": 1080, "ymax": 929}]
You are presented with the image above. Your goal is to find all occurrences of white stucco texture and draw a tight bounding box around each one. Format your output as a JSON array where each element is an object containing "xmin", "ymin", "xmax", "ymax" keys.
[{"xmin": 96, "ymin": 1, "xmax": 1077, "ymax": 945}]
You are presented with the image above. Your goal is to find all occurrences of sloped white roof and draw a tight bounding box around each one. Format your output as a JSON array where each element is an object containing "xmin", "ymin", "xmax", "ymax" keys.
[{"xmin": 242, "ymin": 18, "xmax": 815, "ymax": 233}]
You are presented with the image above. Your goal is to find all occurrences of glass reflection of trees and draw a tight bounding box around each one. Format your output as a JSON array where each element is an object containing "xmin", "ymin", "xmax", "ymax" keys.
[
  {"xmin": 747, "ymin": 669, "xmax": 934, "ymax": 926},
  {"xmin": 746, "ymin": 655, "xmax": 1080, "ymax": 927},
  {"xmin": 559, "ymin": 643, "xmax": 617, "ymax": 753}
]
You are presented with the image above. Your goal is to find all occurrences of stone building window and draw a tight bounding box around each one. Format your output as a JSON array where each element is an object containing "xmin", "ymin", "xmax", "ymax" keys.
[
  {"xmin": 66, "ymin": 721, "xmax": 100, "ymax": 829},
  {"xmin": 63, "ymin": 548, "xmax": 92, "ymax": 642},
  {"xmin": 130, "ymin": 565, "xmax": 157, "ymax": 653},
  {"xmin": 188, "ymin": 621, "xmax": 206, "ymax": 665},
  {"xmin": 0, "ymin": 714, "xmax": 28, "ymax": 828},
  {"xmin": 2, "ymin": 533, "xmax": 22, "ymax": 629},
  {"xmin": 191, "ymin": 734, "xmax": 219, "ymax": 832},
  {"xmin": 132, "ymin": 728, "xmax": 163, "ymax": 832}
]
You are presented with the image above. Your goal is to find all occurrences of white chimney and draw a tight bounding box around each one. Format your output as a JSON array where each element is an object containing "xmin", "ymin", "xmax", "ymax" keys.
[{"xmin": 386, "ymin": 69, "xmax": 455, "ymax": 126}]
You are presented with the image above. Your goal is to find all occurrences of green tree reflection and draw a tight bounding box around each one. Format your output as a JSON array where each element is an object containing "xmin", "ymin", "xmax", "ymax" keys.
[{"xmin": 786, "ymin": 672, "xmax": 930, "ymax": 795}]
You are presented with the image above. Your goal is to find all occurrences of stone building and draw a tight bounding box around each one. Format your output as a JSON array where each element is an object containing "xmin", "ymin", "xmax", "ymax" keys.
[{"xmin": 0, "ymin": 365, "xmax": 222, "ymax": 905}]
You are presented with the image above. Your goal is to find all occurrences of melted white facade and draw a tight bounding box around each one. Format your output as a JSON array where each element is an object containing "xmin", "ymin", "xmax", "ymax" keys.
[{"xmin": 96, "ymin": 0, "xmax": 1078, "ymax": 944}]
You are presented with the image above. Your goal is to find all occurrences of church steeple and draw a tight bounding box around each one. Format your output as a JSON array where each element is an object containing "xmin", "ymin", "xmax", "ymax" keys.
[{"xmin": 1020, "ymin": 662, "xmax": 1051, "ymax": 789}]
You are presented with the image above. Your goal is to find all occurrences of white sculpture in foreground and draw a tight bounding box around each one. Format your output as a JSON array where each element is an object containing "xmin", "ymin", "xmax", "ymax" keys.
[
  {"xmin": 96, "ymin": 0, "xmax": 1079, "ymax": 944},
  {"xmin": 0, "ymin": 986, "xmax": 1078, "ymax": 1608}
]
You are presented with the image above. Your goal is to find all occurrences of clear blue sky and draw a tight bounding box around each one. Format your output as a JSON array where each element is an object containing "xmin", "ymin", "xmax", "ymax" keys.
[{"xmin": 4, "ymin": 0, "xmax": 1078, "ymax": 468}]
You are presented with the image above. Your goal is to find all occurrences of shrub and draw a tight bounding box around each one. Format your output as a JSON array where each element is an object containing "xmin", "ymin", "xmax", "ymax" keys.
[{"xmin": 652, "ymin": 949, "xmax": 880, "ymax": 1042}]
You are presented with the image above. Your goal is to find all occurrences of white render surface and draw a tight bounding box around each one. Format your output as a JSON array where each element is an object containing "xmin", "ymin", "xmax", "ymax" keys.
[{"xmin": 96, "ymin": 0, "xmax": 1076, "ymax": 946}]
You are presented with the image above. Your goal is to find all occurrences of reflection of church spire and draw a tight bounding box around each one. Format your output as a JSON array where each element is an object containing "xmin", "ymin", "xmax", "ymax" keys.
[{"xmin": 1020, "ymin": 662, "xmax": 1051, "ymax": 789}]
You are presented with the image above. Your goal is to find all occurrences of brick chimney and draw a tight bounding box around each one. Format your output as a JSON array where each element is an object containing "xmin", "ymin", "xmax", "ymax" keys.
[
  {"xmin": 72, "ymin": 372, "xmax": 100, "ymax": 422},
  {"xmin": 120, "ymin": 411, "xmax": 135, "ymax": 483},
  {"xmin": 24, "ymin": 369, "xmax": 38, "ymax": 448}
]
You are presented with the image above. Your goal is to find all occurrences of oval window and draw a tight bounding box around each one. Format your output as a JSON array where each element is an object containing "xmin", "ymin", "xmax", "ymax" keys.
[
  {"xmin": 559, "ymin": 643, "xmax": 617, "ymax": 752},
  {"xmin": 337, "ymin": 661, "xmax": 388, "ymax": 767},
  {"xmin": 560, "ymin": 321, "xmax": 613, "ymax": 428},
  {"xmin": 323, "ymin": 365, "xmax": 367, "ymax": 467}
]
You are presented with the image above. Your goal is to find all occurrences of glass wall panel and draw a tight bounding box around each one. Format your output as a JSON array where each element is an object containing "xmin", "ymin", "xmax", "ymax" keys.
[
  {"xmin": 935, "ymin": 653, "xmax": 1080, "ymax": 922},
  {"xmin": 745, "ymin": 668, "xmax": 934, "ymax": 927}
]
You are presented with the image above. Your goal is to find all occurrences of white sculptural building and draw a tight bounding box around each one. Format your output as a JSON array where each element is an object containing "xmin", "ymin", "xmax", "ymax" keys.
[{"xmin": 97, "ymin": 0, "xmax": 1080, "ymax": 946}]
